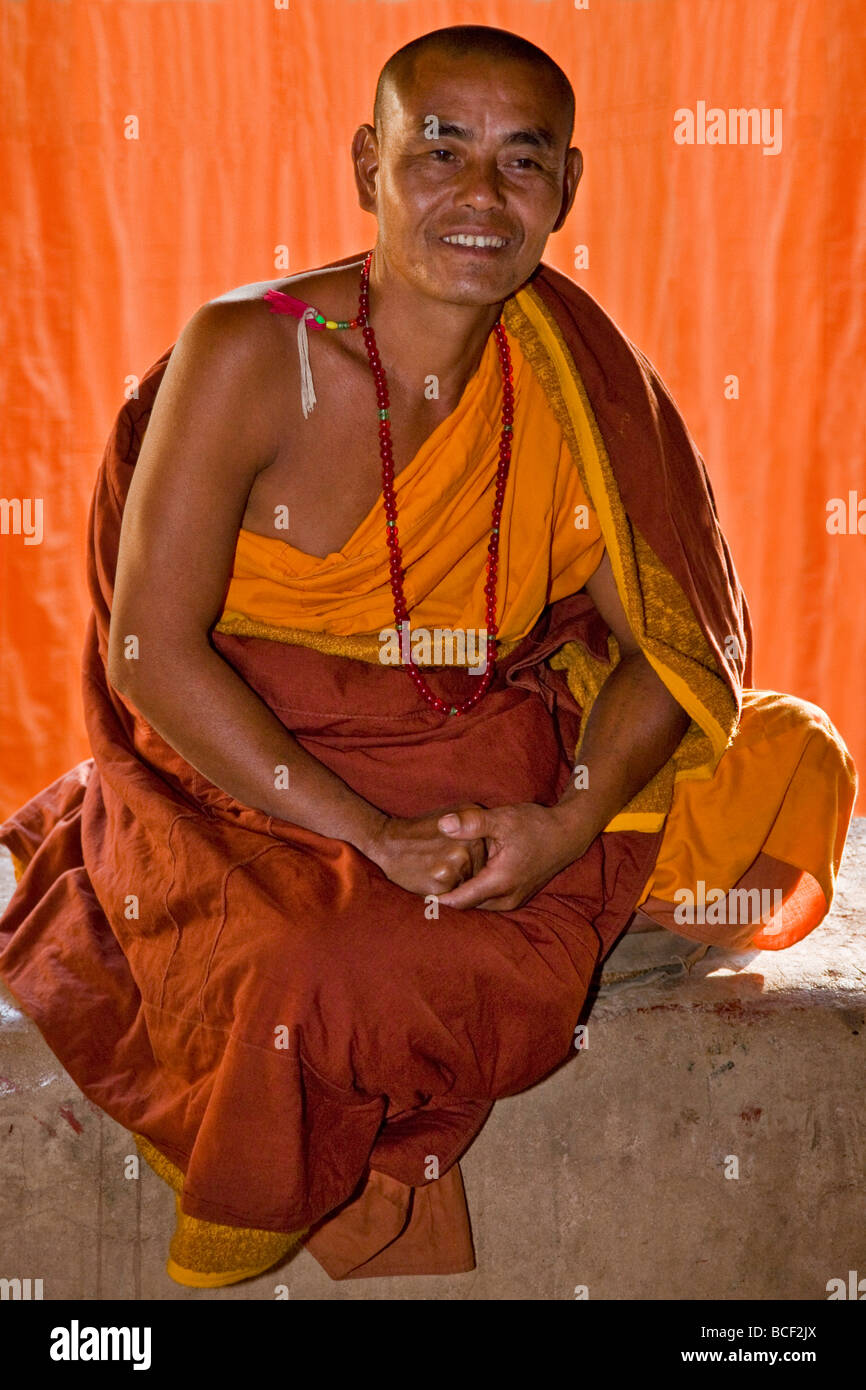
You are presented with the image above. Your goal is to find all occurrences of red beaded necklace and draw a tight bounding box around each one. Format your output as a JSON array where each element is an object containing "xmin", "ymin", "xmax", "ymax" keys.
[{"xmin": 264, "ymin": 251, "xmax": 515, "ymax": 716}]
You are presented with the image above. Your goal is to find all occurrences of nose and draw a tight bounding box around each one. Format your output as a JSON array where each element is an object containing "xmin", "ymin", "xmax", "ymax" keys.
[{"xmin": 454, "ymin": 156, "xmax": 507, "ymax": 211}]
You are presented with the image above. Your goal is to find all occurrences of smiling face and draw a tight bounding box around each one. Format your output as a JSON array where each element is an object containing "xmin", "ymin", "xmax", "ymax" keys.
[{"xmin": 354, "ymin": 49, "xmax": 582, "ymax": 309}]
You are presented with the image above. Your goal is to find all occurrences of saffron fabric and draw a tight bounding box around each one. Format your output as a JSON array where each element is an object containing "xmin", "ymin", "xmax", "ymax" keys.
[
  {"xmin": 636, "ymin": 689, "xmax": 856, "ymax": 948},
  {"xmin": 219, "ymin": 321, "xmax": 605, "ymax": 646}
]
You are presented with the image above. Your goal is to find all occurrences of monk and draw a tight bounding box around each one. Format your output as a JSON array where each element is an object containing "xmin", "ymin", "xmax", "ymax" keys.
[{"xmin": 0, "ymin": 25, "xmax": 857, "ymax": 1288}]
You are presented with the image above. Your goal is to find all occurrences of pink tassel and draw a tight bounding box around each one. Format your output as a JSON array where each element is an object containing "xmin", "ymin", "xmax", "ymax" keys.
[{"xmin": 263, "ymin": 288, "xmax": 326, "ymax": 328}]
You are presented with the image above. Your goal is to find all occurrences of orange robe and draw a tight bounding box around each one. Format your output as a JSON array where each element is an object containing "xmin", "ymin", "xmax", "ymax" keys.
[
  {"xmin": 216, "ymin": 310, "xmax": 856, "ymax": 957},
  {"xmin": 0, "ymin": 263, "xmax": 857, "ymax": 1283}
]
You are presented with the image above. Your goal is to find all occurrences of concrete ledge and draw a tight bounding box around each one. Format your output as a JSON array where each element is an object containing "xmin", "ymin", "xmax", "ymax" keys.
[{"xmin": 1, "ymin": 824, "xmax": 864, "ymax": 1300}]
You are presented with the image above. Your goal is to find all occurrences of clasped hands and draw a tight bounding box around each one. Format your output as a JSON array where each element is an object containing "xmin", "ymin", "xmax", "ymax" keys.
[{"xmin": 365, "ymin": 801, "xmax": 589, "ymax": 912}]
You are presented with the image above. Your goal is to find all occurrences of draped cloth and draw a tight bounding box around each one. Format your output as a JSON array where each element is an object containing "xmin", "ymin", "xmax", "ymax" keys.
[
  {"xmin": 217, "ymin": 300, "xmax": 606, "ymax": 649},
  {"xmin": 0, "ymin": 259, "xmax": 856, "ymax": 1279}
]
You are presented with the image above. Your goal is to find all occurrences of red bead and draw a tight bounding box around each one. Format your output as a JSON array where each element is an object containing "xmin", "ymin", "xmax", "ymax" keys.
[{"xmin": 355, "ymin": 263, "xmax": 514, "ymax": 716}]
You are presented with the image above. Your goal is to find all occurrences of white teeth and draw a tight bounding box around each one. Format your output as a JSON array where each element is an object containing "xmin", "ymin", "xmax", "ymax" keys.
[{"xmin": 443, "ymin": 234, "xmax": 506, "ymax": 248}]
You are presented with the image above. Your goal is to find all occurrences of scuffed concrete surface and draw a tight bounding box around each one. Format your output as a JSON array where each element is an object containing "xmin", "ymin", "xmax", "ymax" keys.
[{"xmin": 0, "ymin": 823, "xmax": 863, "ymax": 1301}]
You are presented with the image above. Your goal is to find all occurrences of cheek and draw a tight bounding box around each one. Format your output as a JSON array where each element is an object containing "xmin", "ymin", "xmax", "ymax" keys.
[
  {"xmin": 379, "ymin": 176, "xmax": 431, "ymax": 222},
  {"xmin": 512, "ymin": 182, "xmax": 563, "ymax": 220}
]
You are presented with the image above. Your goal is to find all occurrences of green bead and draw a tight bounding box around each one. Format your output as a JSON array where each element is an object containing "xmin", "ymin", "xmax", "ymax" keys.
[
  {"xmin": 338, "ymin": 320, "xmax": 349, "ymax": 329},
  {"xmin": 315, "ymin": 313, "xmax": 325, "ymax": 325},
  {"xmin": 503, "ymin": 423, "xmax": 513, "ymax": 434},
  {"xmin": 449, "ymin": 706, "xmax": 458, "ymax": 715},
  {"xmin": 378, "ymin": 408, "xmax": 389, "ymax": 420},
  {"xmin": 387, "ymin": 519, "xmax": 395, "ymax": 528}
]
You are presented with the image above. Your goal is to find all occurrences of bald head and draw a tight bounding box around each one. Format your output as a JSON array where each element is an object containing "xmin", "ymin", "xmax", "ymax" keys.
[
  {"xmin": 355, "ymin": 24, "xmax": 583, "ymax": 311},
  {"xmin": 374, "ymin": 25, "xmax": 575, "ymax": 147}
]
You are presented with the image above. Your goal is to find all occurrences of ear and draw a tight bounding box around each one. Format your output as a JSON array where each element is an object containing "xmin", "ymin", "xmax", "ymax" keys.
[
  {"xmin": 352, "ymin": 125, "xmax": 380, "ymax": 214},
  {"xmin": 552, "ymin": 147, "xmax": 583, "ymax": 233}
]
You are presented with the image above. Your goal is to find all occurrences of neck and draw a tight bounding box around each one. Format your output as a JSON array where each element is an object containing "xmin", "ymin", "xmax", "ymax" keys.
[{"xmin": 364, "ymin": 248, "xmax": 505, "ymax": 401}]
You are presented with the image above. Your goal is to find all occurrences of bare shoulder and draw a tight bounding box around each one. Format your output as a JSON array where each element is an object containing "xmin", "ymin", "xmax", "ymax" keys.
[
  {"xmin": 159, "ymin": 291, "xmax": 297, "ymax": 442},
  {"xmin": 177, "ymin": 260, "xmax": 366, "ymax": 396},
  {"xmin": 207, "ymin": 260, "xmax": 367, "ymax": 322},
  {"xmin": 178, "ymin": 293, "xmax": 279, "ymax": 375}
]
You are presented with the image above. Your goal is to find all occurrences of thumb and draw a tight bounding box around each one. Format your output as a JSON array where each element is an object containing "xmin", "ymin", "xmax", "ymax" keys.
[{"xmin": 438, "ymin": 809, "xmax": 488, "ymax": 839}]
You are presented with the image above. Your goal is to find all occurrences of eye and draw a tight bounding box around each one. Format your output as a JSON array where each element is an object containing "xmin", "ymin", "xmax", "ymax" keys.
[
  {"xmin": 430, "ymin": 148, "xmax": 456, "ymax": 161},
  {"xmin": 511, "ymin": 157, "xmax": 542, "ymax": 170}
]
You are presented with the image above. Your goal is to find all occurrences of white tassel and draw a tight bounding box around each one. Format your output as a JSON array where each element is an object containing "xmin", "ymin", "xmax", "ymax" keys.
[{"xmin": 297, "ymin": 306, "xmax": 318, "ymax": 418}]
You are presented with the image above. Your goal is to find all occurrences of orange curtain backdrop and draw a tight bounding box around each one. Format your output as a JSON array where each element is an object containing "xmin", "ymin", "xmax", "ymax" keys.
[{"xmin": 1, "ymin": 0, "xmax": 863, "ymax": 818}]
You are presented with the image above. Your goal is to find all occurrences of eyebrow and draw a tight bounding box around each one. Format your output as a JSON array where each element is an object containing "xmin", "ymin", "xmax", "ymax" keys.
[{"xmin": 419, "ymin": 120, "xmax": 557, "ymax": 149}]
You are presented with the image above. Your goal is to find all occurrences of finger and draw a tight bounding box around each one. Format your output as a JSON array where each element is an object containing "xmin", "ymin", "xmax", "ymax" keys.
[
  {"xmin": 433, "ymin": 844, "xmax": 473, "ymax": 876},
  {"xmin": 430, "ymin": 853, "xmax": 476, "ymax": 890},
  {"xmin": 435, "ymin": 842, "xmax": 484, "ymax": 884},
  {"xmin": 430, "ymin": 862, "xmax": 466, "ymax": 889},
  {"xmin": 471, "ymin": 893, "xmax": 526, "ymax": 912},
  {"xmin": 468, "ymin": 837, "xmax": 488, "ymax": 876},
  {"xmin": 437, "ymin": 865, "xmax": 512, "ymax": 910},
  {"xmin": 438, "ymin": 809, "xmax": 489, "ymax": 840}
]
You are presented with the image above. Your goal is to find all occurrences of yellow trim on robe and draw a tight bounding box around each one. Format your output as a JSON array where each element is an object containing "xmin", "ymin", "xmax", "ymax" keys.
[
  {"xmin": 214, "ymin": 616, "xmax": 525, "ymax": 665},
  {"xmin": 134, "ymin": 1134, "xmax": 304, "ymax": 1285},
  {"xmin": 502, "ymin": 287, "xmax": 742, "ymax": 831}
]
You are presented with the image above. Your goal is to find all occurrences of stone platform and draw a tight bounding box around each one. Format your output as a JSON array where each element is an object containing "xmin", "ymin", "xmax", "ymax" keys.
[{"xmin": 1, "ymin": 824, "xmax": 863, "ymax": 1301}]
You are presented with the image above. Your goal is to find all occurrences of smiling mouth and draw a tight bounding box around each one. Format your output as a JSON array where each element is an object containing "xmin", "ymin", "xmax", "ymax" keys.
[{"xmin": 440, "ymin": 234, "xmax": 509, "ymax": 249}]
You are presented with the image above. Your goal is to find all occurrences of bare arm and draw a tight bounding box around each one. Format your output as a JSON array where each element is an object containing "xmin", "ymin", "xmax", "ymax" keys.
[
  {"xmin": 108, "ymin": 304, "xmax": 489, "ymax": 896},
  {"xmin": 436, "ymin": 549, "xmax": 691, "ymax": 910},
  {"xmin": 549, "ymin": 548, "xmax": 691, "ymax": 844},
  {"xmin": 108, "ymin": 303, "xmax": 392, "ymax": 850}
]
